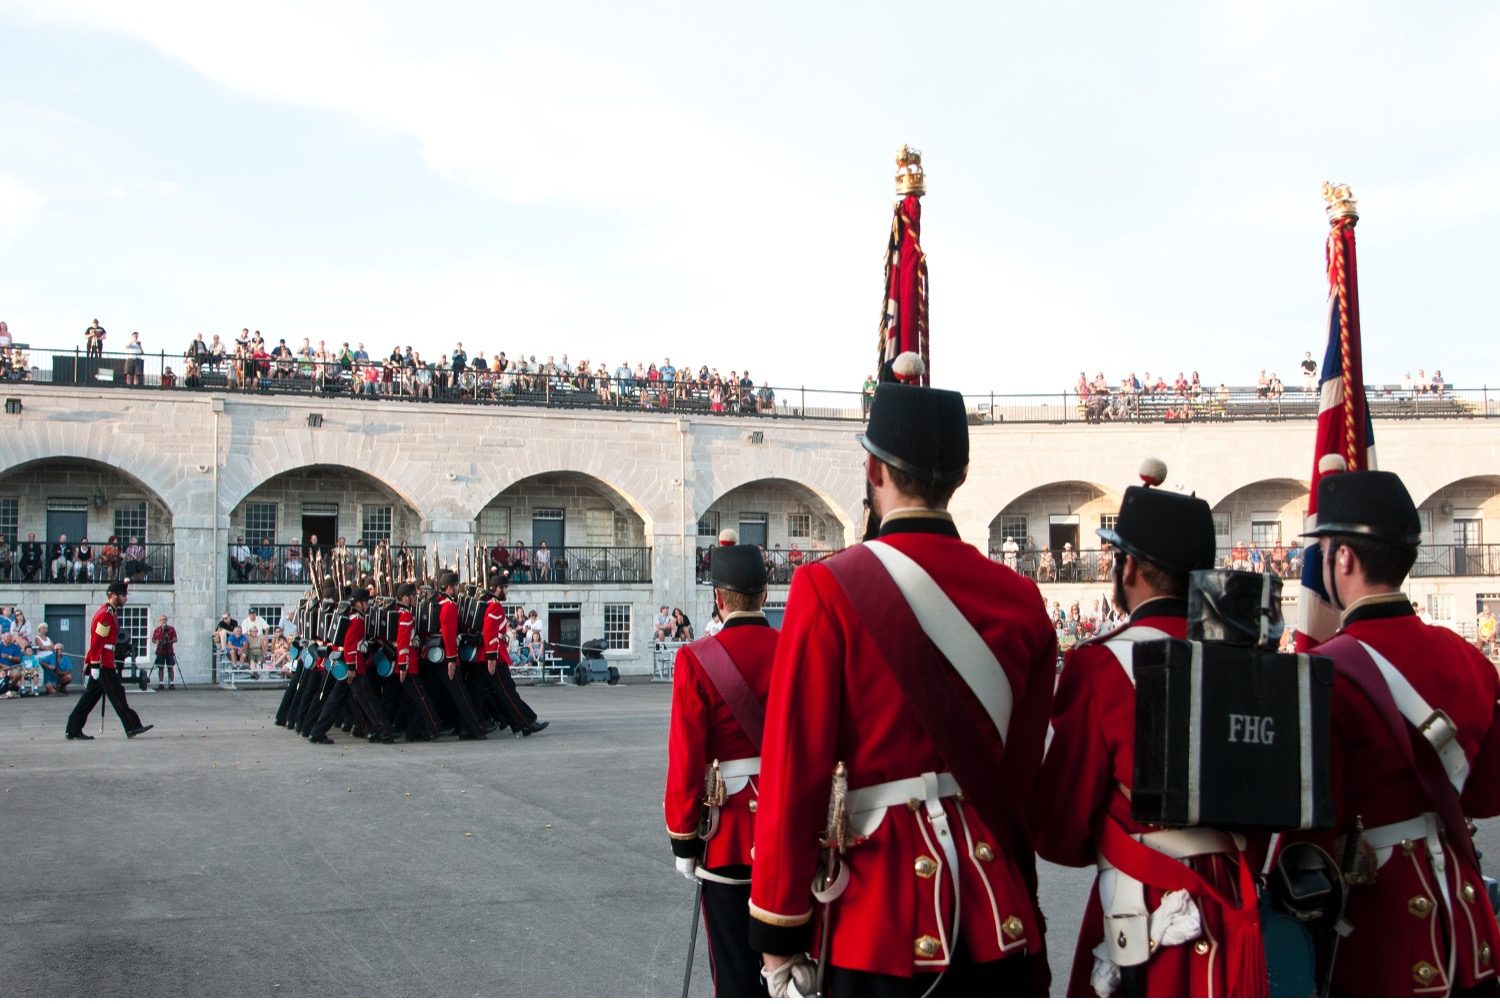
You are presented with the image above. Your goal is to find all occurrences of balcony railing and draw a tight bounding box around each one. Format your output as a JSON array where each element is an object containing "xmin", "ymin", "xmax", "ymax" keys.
[
  {"xmin": 228, "ymin": 543, "xmax": 427, "ymax": 586},
  {"xmin": 992, "ymin": 543, "xmax": 1500, "ymax": 582},
  {"xmin": 694, "ymin": 547, "xmax": 839, "ymax": 585},
  {"xmin": 504, "ymin": 546, "xmax": 652, "ymax": 585},
  {"xmin": 10, "ymin": 342, "xmax": 1499, "ymax": 424},
  {"xmin": 1413, "ymin": 544, "xmax": 1500, "ymax": 579},
  {"xmin": 2, "ymin": 543, "xmax": 175, "ymax": 584}
]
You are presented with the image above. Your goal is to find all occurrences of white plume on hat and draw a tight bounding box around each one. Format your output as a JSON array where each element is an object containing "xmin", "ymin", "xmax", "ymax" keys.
[
  {"xmin": 718, "ymin": 528, "xmax": 739, "ymax": 545},
  {"xmin": 1318, "ymin": 453, "xmax": 1348, "ymax": 475},
  {"xmin": 892, "ymin": 351, "xmax": 925, "ymax": 383},
  {"xmin": 1139, "ymin": 457, "xmax": 1167, "ymax": 487}
]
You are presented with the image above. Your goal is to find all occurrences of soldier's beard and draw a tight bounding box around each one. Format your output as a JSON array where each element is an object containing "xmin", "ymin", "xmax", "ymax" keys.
[
  {"xmin": 1111, "ymin": 560, "xmax": 1129, "ymax": 616},
  {"xmin": 862, "ymin": 481, "xmax": 880, "ymax": 542}
]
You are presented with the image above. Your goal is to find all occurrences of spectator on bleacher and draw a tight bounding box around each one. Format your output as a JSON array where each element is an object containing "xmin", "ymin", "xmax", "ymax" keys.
[
  {"xmin": 20, "ymin": 533, "xmax": 42, "ymax": 582},
  {"xmin": 214, "ymin": 611, "xmax": 238, "ymax": 648},
  {"xmin": 1301, "ymin": 351, "xmax": 1317, "ymax": 394},
  {"xmin": 1230, "ymin": 540, "xmax": 1250, "ymax": 571},
  {"xmin": 242, "ymin": 610, "xmax": 266, "ymax": 668},
  {"xmin": 255, "ymin": 537, "xmax": 275, "ymax": 581},
  {"xmin": 535, "ymin": 540, "xmax": 552, "ymax": 581},
  {"xmin": 229, "ymin": 536, "xmax": 253, "ymax": 581},
  {"xmin": 489, "ymin": 540, "xmax": 511, "ymax": 574},
  {"xmin": 1060, "ymin": 541, "xmax": 1077, "ymax": 580},
  {"xmin": 74, "ymin": 537, "xmax": 96, "ymax": 582},
  {"xmin": 123, "ymin": 536, "xmax": 149, "ymax": 579},
  {"xmin": 100, "ymin": 535, "xmax": 121, "ymax": 580},
  {"xmin": 1001, "ymin": 536, "xmax": 1019, "ymax": 569},
  {"xmin": 526, "ymin": 629, "xmax": 545, "ymax": 665},
  {"xmin": 1286, "ymin": 542, "xmax": 1303, "ymax": 576},
  {"xmin": 1190, "ymin": 371, "xmax": 1203, "ymax": 399},
  {"xmin": 269, "ymin": 628, "xmax": 292, "ymax": 678},
  {"xmin": 33, "ymin": 621, "xmax": 61, "ymax": 664},
  {"xmin": 523, "ymin": 609, "xmax": 542, "ymax": 642},
  {"xmin": 1249, "ymin": 542, "xmax": 1265, "ymax": 574},
  {"xmin": 11, "ymin": 609, "xmax": 29, "ymax": 643},
  {"xmin": 1268, "ymin": 373, "xmax": 1284, "ymax": 400},
  {"xmin": 757, "ymin": 381, "xmax": 776, "ymax": 415},
  {"xmin": 1479, "ymin": 604, "xmax": 1497, "ymax": 660},
  {"xmin": 654, "ymin": 605, "xmax": 673, "ymax": 643},
  {"xmin": 1431, "ymin": 369, "xmax": 1446, "ymax": 397},
  {"xmin": 151, "ymin": 615, "xmax": 178, "ymax": 690},
  {"xmin": 671, "ymin": 607, "xmax": 694, "ymax": 642},
  {"xmin": 124, "ymin": 331, "xmax": 145, "ymax": 386},
  {"xmin": 704, "ymin": 608, "xmax": 723, "ymax": 636},
  {"xmin": 1270, "ymin": 540, "xmax": 1289, "ymax": 578},
  {"xmin": 1255, "ymin": 369, "xmax": 1270, "ymax": 398},
  {"xmin": 277, "ymin": 608, "xmax": 298, "ymax": 641},
  {"xmin": 225, "ymin": 625, "xmax": 247, "ymax": 668},
  {"xmin": 1037, "ymin": 547, "xmax": 1056, "ymax": 581}
]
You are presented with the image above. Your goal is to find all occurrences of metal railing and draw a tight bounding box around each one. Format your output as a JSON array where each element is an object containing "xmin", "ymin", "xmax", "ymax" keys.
[
  {"xmin": 0, "ymin": 542, "xmax": 174, "ymax": 584},
  {"xmin": 694, "ymin": 546, "xmax": 839, "ymax": 585},
  {"xmin": 1413, "ymin": 544, "xmax": 1500, "ymax": 579},
  {"xmin": 226, "ymin": 543, "xmax": 427, "ymax": 585},
  {"xmin": 503, "ymin": 546, "xmax": 652, "ymax": 585},
  {"xmin": 10, "ymin": 342, "xmax": 1498, "ymax": 424},
  {"xmin": 992, "ymin": 543, "xmax": 1500, "ymax": 582}
]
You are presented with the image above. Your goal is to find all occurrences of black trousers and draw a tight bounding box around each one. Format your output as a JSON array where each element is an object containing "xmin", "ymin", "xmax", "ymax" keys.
[
  {"xmin": 275, "ymin": 667, "xmax": 302, "ymax": 725},
  {"xmin": 436, "ymin": 660, "xmax": 487, "ymax": 738},
  {"xmin": 310, "ymin": 679, "xmax": 353, "ymax": 740},
  {"xmin": 825, "ymin": 942, "xmax": 1044, "ymax": 997},
  {"xmin": 292, "ymin": 669, "xmax": 328, "ymax": 734},
  {"xmin": 348, "ymin": 674, "xmax": 391, "ymax": 739},
  {"xmin": 66, "ymin": 666, "xmax": 143, "ymax": 735},
  {"xmin": 701, "ymin": 877, "xmax": 765, "ymax": 998},
  {"xmin": 485, "ymin": 657, "xmax": 537, "ymax": 731},
  {"xmin": 396, "ymin": 671, "xmax": 440, "ymax": 739}
]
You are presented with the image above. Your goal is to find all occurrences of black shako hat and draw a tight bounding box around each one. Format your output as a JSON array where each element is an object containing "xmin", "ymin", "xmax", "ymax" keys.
[
  {"xmin": 394, "ymin": 582, "xmax": 416, "ymax": 599},
  {"xmin": 436, "ymin": 569, "xmax": 459, "ymax": 588},
  {"xmin": 711, "ymin": 544, "xmax": 767, "ymax": 594},
  {"xmin": 856, "ymin": 383, "xmax": 969, "ymax": 485},
  {"xmin": 1097, "ymin": 460, "xmax": 1215, "ymax": 576},
  {"xmin": 1303, "ymin": 469, "xmax": 1421, "ymax": 546},
  {"xmin": 350, "ymin": 587, "xmax": 371, "ymax": 603},
  {"xmin": 106, "ymin": 580, "xmax": 129, "ymax": 597}
]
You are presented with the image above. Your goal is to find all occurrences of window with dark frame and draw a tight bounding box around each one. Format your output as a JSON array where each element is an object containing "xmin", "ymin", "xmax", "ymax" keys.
[
  {"xmin": 244, "ymin": 502, "xmax": 278, "ymax": 542},
  {"xmin": 604, "ymin": 603, "xmax": 632, "ymax": 650},
  {"xmin": 113, "ymin": 501, "xmax": 147, "ymax": 546},
  {"xmin": 362, "ymin": 505, "xmax": 393, "ymax": 544}
]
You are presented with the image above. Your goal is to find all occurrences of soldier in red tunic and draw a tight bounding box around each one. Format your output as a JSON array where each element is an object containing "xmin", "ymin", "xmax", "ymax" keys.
[
  {"xmin": 749, "ymin": 382, "xmax": 1057, "ymax": 997},
  {"xmin": 393, "ymin": 582, "xmax": 440, "ymax": 741},
  {"xmin": 477, "ymin": 573, "xmax": 547, "ymax": 736},
  {"xmin": 434, "ymin": 569, "xmax": 489, "ymax": 740},
  {"xmin": 1298, "ymin": 469, "xmax": 1500, "ymax": 995},
  {"xmin": 65, "ymin": 580, "xmax": 151, "ymax": 739},
  {"xmin": 1030, "ymin": 464, "xmax": 1265, "ymax": 997},
  {"xmin": 665, "ymin": 540, "xmax": 779, "ymax": 997}
]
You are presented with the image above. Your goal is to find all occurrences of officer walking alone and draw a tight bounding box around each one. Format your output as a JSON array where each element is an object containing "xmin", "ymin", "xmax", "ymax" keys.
[{"xmin": 65, "ymin": 580, "xmax": 152, "ymax": 740}]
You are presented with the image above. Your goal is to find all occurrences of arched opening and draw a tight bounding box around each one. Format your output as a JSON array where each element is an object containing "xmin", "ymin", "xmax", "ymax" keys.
[
  {"xmin": 988, "ymin": 481, "xmax": 1120, "ymax": 582},
  {"xmin": 476, "ymin": 471, "xmax": 651, "ymax": 585},
  {"xmin": 1210, "ymin": 478, "xmax": 1309, "ymax": 573},
  {"xmin": 1414, "ymin": 475, "xmax": 1500, "ymax": 578},
  {"xmin": 0, "ymin": 457, "xmax": 175, "ymax": 584},
  {"xmin": 226, "ymin": 464, "xmax": 423, "ymax": 586},
  {"xmin": 696, "ymin": 478, "xmax": 846, "ymax": 586}
]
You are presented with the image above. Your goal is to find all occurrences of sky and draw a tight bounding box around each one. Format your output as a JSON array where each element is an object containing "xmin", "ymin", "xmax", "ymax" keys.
[{"xmin": 1, "ymin": 1, "xmax": 1497, "ymax": 394}]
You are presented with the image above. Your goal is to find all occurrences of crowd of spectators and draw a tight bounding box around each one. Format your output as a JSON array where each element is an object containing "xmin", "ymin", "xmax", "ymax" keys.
[
  {"xmin": 0, "ymin": 605, "xmax": 72, "ymax": 698},
  {"xmin": 0, "ymin": 533, "xmax": 155, "ymax": 583},
  {"xmin": 0, "ymin": 321, "xmax": 32, "ymax": 382}
]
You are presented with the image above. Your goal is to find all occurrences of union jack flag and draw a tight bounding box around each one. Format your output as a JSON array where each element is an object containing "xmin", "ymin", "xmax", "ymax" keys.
[{"xmin": 1297, "ymin": 187, "xmax": 1376, "ymax": 650}]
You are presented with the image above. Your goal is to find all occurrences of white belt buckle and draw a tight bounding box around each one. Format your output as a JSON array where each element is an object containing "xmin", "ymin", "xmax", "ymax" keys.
[{"xmin": 1420, "ymin": 709, "xmax": 1458, "ymax": 750}]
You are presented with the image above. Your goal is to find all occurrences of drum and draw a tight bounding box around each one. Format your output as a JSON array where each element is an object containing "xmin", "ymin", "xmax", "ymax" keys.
[
  {"xmin": 459, "ymin": 635, "xmax": 481, "ymax": 663},
  {"xmin": 327, "ymin": 653, "xmax": 349, "ymax": 680},
  {"xmin": 300, "ymin": 647, "xmax": 317, "ymax": 670},
  {"xmin": 329, "ymin": 602, "xmax": 353, "ymax": 646},
  {"xmin": 370, "ymin": 647, "xmax": 395, "ymax": 678},
  {"xmin": 423, "ymin": 639, "xmax": 446, "ymax": 665},
  {"xmin": 417, "ymin": 596, "xmax": 442, "ymax": 637}
]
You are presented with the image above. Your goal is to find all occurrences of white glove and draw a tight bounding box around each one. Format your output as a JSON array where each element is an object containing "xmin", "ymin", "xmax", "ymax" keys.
[
  {"xmin": 762, "ymin": 955, "xmax": 817, "ymax": 998},
  {"xmin": 674, "ymin": 856, "xmax": 698, "ymax": 881}
]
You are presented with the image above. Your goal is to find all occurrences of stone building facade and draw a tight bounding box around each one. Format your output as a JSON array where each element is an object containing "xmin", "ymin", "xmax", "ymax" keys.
[{"xmin": 1, "ymin": 384, "xmax": 1496, "ymax": 677}]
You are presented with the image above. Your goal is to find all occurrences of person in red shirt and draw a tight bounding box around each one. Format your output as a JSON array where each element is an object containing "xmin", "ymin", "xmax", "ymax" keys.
[
  {"xmin": 65, "ymin": 580, "xmax": 151, "ymax": 739},
  {"xmin": 665, "ymin": 541, "xmax": 778, "ymax": 997},
  {"xmin": 434, "ymin": 569, "xmax": 489, "ymax": 740},
  {"xmin": 750, "ymin": 379, "xmax": 1057, "ymax": 997},
  {"xmin": 1293, "ymin": 469, "xmax": 1500, "ymax": 995},
  {"xmin": 1030, "ymin": 464, "xmax": 1262, "ymax": 997},
  {"xmin": 392, "ymin": 582, "xmax": 440, "ymax": 741},
  {"xmin": 150, "ymin": 614, "xmax": 178, "ymax": 691},
  {"xmin": 473, "ymin": 573, "xmax": 547, "ymax": 736}
]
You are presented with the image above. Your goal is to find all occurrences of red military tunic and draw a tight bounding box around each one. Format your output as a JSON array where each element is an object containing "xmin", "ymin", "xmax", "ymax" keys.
[
  {"xmin": 87, "ymin": 604, "xmax": 118, "ymax": 668},
  {"xmin": 1031, "ymin": 598, "xmax": 1252, "ymax": 997},
  {"xmin": 395, "ymin": 605, "xmax": 416, "ymax": 673},
  {"xmin": 749, "ymin": 511, "xmax": 1057, "ymax": 979},
  {"xmin": 1307, "ymin": 594, "xmax": 1500, "ymax": 996},
  {"xmin": 438, "ymin": 593, "xmax": 460, "ymax": 661},
  {"xmin": 663, "ymin": 611, "xmax": 778, "ymax": 870},
  {"xmin": 342, "ymin": 609, "xmax": 366, "ymax": 675},
  {"xmin": 483, "ymin": 597, "xmax": 507, "ymax": 658}
]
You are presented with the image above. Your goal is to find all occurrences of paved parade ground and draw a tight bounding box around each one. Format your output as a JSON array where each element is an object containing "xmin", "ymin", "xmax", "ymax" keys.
[{"xmin": 7, "ymin": 682, "xmax": 1499, "ymax": 997}]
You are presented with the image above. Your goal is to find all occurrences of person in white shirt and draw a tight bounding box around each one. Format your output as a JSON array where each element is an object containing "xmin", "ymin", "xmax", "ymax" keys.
[
  {"xmin": 242, "ymin": 610, "xmax": 265, "ymax": 667},
  {"xmin": 229, "ymin": 537, "xmax": 253, "ymax": 582},
  {"xmin": 1001, "ymin": 536, "xmax": 1019, "ymax": 569},
  {"xmin": 277, "ymin": 610, "xmax": 298, "ymax": 641}
]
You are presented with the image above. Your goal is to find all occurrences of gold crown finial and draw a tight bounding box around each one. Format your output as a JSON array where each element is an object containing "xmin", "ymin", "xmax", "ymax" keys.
[
  {"xmin": 1323, "ymin": 181, "xmax": 1358, "ymax": 222},
  {"xmin": 895, "ymin": 145, "xmax": 925, "ymax": 196}
]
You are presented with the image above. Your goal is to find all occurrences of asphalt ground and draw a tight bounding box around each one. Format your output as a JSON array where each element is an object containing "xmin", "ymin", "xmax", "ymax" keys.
[{"xmin": 4, "ymin": 683, "xmax": 1500, "ymax": 997}]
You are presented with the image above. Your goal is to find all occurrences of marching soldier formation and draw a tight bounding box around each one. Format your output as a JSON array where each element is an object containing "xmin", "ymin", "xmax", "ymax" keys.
[
  {"xmin": 665, "ymin": 378, "xmax": 1500, "ymax": 998},
  {"xmin": 272, "ymin": 554, "xmax": 548, "ymax": 747}
]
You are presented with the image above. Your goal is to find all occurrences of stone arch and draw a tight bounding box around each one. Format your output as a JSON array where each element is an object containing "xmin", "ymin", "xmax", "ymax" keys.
[
  {"xmin": 226, "ymin": 464, "xmax": 425, "ymax": 550},
  {"xmin": 475, "ymin": 470, "xmax": 651, "ymax": 550},
  {"xmin": 0, "ymin": 456, "xmax": 177, "ymax": 551},
  {"xmin": 1415, "ymin": 477, "xmax": 1500, "ymax": 571},
  {"xmin": 1209, "ymin": 478, "xmax": 1310, "ymax": 555},
  {"xmin": 695, "ymin": 477, "xmax": 851, "ymax": 586},
  {"xmin": 987, "ymin": 480, "xmax": 1120, "ymax": 559}
]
